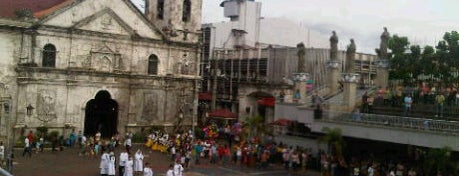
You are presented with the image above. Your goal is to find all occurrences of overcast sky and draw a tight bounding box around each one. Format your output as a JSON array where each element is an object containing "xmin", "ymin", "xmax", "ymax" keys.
[
  {"xmin": 133, "ymin": 0, "xmax": 459, "ymax": 54},
  {"xmin": 204, "ymin": 0, "xmax": 459, "ymax": 53}
]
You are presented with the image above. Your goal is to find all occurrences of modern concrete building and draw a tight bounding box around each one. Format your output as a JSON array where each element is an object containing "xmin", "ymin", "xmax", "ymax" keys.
[{"xmin": 0, "ymin": 0, "xmax": 202, "ymax": 145}]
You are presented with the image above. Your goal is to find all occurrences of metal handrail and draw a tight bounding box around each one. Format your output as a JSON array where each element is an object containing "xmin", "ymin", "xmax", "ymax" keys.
[{"xmin": 323, "ymin": 111, "xmax": 459, "ymax": 134}]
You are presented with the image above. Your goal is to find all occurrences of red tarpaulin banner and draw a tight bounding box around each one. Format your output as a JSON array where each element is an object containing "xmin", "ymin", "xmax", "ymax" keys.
[{"xmin": 257, "ymin": 97, "xmax": 275, "ymax": 107}]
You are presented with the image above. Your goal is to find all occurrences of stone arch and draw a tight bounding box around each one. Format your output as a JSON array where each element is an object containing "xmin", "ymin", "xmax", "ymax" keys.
[{"xmin": 84, "ymin": 90, "xmax": 118, "ymax": 138}]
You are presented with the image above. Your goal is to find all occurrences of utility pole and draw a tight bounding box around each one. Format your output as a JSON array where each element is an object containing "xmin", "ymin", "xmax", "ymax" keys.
[{"xmin": 211, "ymin": 56, "xmax": 218, "ymax": 111}]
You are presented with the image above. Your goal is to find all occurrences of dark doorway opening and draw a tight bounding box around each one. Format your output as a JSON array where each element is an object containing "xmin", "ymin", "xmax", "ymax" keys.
[{"xmin": 84, "ymin": 90, "xmax": 118, "ymax": 138}]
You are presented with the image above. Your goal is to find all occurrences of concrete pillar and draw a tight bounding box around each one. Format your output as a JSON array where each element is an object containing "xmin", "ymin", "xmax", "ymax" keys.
[
  {"xmin": 328, "ymin": 67, "xmax": 340, "ymax": 94},
  {"xmin": 343, "ymin": 81, "xmax": 357, "ymax": 111},
  {"xmin": 297, "ymin": 82, "xmax": 307, "ymax": 104},
  {"xmin": 375, "ymin": 59, "xmax": 390, "ymax": 89},
  {"xmin": 340, "ymin": 73, "xmax": 360, "ymax": 111},
  {"xmin": 376, "ymin": 68, "xmax": 389, "ymax": 89}
]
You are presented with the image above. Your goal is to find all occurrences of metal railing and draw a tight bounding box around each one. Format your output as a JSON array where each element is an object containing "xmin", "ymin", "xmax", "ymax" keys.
[{"xmin": 323, "ymin": 111, "xmax": 459, "ymax": 134}]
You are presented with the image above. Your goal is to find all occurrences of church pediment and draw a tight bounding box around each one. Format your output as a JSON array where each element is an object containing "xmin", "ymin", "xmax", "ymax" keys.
[
  {"xmin": 71, "ymin": 9, "xmax": 133, "ymax": 36},
  {"xmin": 39, "ymin": 0, "xmax": 164, "ymax": 40}
]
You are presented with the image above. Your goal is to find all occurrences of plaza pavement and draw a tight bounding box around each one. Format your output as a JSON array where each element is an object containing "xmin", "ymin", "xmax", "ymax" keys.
[{"xmin": 10, "ymin": 144, "xmax": 320, "ymax": 176}]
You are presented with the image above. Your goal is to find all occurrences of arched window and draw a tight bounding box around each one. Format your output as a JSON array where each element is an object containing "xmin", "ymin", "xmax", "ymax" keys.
[
  {"xmin": 42, "ymin": 44, "xmax": 56, "ymax": 67},
  {"xmin": 157, "ymin": 0, "xmax": 164, "ymax": 20},
  {"xmin": 148, "ymin": 54, "xmax": 159, "ymax": 75},
  {"xmin": 182, "ymin": 0, "xmax": 191, "ymax": 22}
]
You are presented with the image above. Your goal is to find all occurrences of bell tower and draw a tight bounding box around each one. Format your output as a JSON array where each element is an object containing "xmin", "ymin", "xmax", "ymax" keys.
[{"xmin": 145, "ymin": 0, "xmax": 202, "ymax": 43}]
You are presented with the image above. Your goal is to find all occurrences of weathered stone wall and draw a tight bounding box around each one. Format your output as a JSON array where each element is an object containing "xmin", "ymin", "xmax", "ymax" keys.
[
  {"xmin": 146, "ymin": 0, "xmax": 202, "ymax": 43},
  {"xmin": 0, "ymin": 0, "xmax": 201, "ymax": 140}
]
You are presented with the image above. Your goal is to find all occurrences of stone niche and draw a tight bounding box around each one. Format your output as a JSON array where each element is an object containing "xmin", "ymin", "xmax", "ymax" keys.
[{"xmin": 83, "ymin": 44, "xmax": 122, "ymax": 72}]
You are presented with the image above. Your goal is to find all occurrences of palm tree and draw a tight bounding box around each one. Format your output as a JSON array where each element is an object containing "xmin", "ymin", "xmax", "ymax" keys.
[
  {"xmin": 242, "ymin": 115, "xmax": 271, "ymax": 142},
  {"xmin": 422, "ymin": 147, "xmax": 458, "ymax": 176},
  {"xmin": 319, "ymin": 127, "xmax": 345, "ymax": 157}
]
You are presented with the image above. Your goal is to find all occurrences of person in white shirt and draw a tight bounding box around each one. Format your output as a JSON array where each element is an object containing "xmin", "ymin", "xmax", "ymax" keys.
[
  {"xmin": 173, "ymin": 161, "xmax": 184, "ymax": 176},
  {"xmin": 119, "ymin": 151, "xmax": 129, "ymax": 175},
  {"xmin": 134, "ymin": 149, "xmax": 144, "ymax": 175},
  {"xmin": 143, "ymin": 162, "xmax": 153, "ymax": 176},
  {"xmin": 22, "ymin": 137, "xmax": 32, "ymax": 157},
  {"xmin": 79, "ymin": 136, "xmax": 87, "ymax": 156},
  {"xmin": 124, "ymin": 156, "xmax": 134, "ymax": 176},
  {"xmin": 166, "ymin": 164, "xmax": 174, "ymax": 176},
  {"xmin": 368, "ymin": 164, "xmax": 375, "ymax": 176},
  {"xmin": 125, "ymin": 137, "xmax": 132, "ymax": 154},
  {"xmin": 100, "ymin": 151, "xmax": 110, "ymax": 176},
  {"xmin": 108, "ymin": 152, "xmax": 116, "ymax": 176},
  {"xmin": 0, "ymin": 141, "xmax": 4, "ymax": 167}
]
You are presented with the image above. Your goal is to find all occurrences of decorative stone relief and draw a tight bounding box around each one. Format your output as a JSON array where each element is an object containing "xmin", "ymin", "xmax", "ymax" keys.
[
  {"xmin": 141, "ymin": 92, "xmax": 159, "ymax": 121},
  {"xmin": 100, "ymin": 14, "xmax": 113, "ymax": 31},
  {"xmin": 89, "ymin": 43, "xmax": 122, "ymax": 72},
  {"xmin": 37, "ymin": 89, "xmax": 57, "ymax": 123},
  {"xmin": 178, "ymin": 53, "xmax": 195, "ymax": 75}
]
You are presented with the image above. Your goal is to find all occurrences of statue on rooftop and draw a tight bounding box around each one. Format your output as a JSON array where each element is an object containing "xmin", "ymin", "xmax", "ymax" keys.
[
  {"xmin": 297, "ymin": 42, "xmax": 306, "ymax": 72},
  {"xmin": 330, "ymin": 31, "xmax": 339, "ymax": 60},
  {"xmin": 379, "ymin": 27, "xmax": 390, "ymax": 60},
  {"xmin": 346, "ymin": 39, "xmax": 356, "ymax": 73}
]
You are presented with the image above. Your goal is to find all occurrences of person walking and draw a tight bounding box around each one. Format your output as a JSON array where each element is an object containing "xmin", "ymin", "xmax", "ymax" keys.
[
  {"xmin": 79, "ymin": 135, "xmax": 87, "ymax": 156},
  {"xmin": 100, "ymin": 150, "xmax": 110, "ymax": 176},
  {"xmin": 173, "ymin": 160, "xmax": 184, "ymax": 176},
  {"xmin": 108, "ymin": 152, "xmax": 116, "ymax": 176},
  {"xmin": 143, "ymin": 162, "xmax": 153, "ymax": 176},
  {"xmin": 166, "ymin": 164, "xmax": 174, "ymax": 176},
  {"xmin": 124, "ymin": 156, "xmax": 134, "ymax": 176},
  {"xmin": 125, "ymin": 136, "xmax": 132, "ymax": 154},
  {"xmin": 69, "ymin": 130, "xmax": 77, "ymax": 147},
  {"xmin": 0, "ymin": 141, "xmax": 4, "ymax": 168},
  {"xmin": 119, "ymin": 150, "xmax": 129, "ymax": 175},
  {"xmin": 22, "ymin": 137, "xmax": 32, "ymax": 157},
  {"xmin": 134, "ymin": 149, "xmax": 144, "ymax": 176}
]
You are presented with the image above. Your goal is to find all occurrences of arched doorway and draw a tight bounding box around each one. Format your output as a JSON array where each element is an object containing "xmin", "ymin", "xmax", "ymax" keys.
[
  {"xmin": 84, "ymin": 90, "xmax": 118, "ymax": 138},
  {"xmin": 247, "ymin": 91, "xmax": 275, "ymax": 123}
]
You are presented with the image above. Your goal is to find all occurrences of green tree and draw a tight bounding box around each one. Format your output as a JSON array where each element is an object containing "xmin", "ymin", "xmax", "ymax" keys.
[
  {"xmin": 242, "ymin": 116, "xmax": 271, "ymax": 142},
  {"xmin": 422, "ymin": 147, "xmax": 458, "ymax": 176},
  {"xmin": 319, "ymin": 127, "xmax": 345, "ymax": 157},
  {"xmin": 420, "ymin": 45, "xmax": 436, "ymax": 81},
  {"xmin": 407, "ymin": 45, "xmax": 422, "ymax": 84},
  {"xmin": 435, "ymin": 31, "xmax": 459, "ymax": 84},
  {"xmin": 388, "ymin": 35, "xmax": 410, "ymax": 82}
]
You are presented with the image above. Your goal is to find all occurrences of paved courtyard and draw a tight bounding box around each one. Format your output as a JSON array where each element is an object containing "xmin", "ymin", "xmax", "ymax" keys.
[{"xmin": 10, "ymin": 144, "xmax": 320, "ymax": 176}]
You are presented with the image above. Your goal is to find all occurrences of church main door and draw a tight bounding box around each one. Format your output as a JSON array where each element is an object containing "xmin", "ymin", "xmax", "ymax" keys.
[{"xmin": 84, "ymin": 90, "xmax": 118, "ymax": 138}]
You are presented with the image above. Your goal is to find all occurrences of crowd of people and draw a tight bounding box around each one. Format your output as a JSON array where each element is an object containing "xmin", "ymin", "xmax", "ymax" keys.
[
  {"xmin": 360, "ymin": 83, "xmax": 459, "ymax": 117},
  {"xmin": 143, "ymin": 128, "xmax": 316, "ymax": 175},
  {"xmin": 10, "ymin": 117, "xmax": 454, "ymax": 176}
]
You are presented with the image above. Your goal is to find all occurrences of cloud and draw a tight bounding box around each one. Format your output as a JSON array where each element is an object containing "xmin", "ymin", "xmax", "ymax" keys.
[{"xmin": 203, "ymin": 0, "xmax": 459, "ymax": 53}]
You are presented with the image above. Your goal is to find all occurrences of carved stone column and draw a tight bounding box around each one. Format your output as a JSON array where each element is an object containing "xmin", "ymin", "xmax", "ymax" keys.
[
  {"xmin": 375, "ymin": 60, "xmax": 389, "ymax": 89},
  {"xmin": 327, "ymin": 60, "xmax": 341, "ymax": 94},
  {"xmin": 341, "ymin": 73, "xmax": 360, "ymax": 111}
]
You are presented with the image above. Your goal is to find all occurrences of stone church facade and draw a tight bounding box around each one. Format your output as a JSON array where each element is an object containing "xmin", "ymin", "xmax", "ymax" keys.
[{"xmin": 0, "ymin": 0, "xmax": 202, "ymax": 142}]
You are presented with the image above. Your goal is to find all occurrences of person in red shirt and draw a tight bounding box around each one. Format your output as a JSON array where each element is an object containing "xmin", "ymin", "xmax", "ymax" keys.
[
  {"xmin": 217, "ymin": 144, "xmax": 224, "ymax": 162},
  {"xmin": 27, "ymin": 131, "xmax": 35, "ymax": 148}
]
